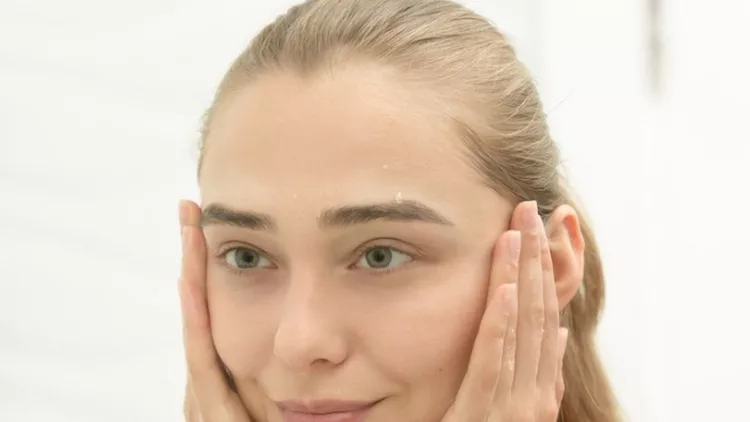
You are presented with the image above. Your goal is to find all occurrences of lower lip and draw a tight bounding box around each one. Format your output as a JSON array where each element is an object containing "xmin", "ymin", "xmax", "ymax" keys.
[{"xmin": 280, "ymin": 404, "xmax": 376, "ymax": 422}]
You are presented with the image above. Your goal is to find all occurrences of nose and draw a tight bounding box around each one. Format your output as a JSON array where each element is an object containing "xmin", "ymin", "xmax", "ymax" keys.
[{"xmin": 273, "ymin": 276, "xmax": 348, "ymax": 369}]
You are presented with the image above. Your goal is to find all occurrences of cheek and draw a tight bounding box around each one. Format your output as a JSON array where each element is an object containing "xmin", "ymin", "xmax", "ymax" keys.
[
  {"xmin": 207, "ymin": 269, "xmax": 277, "ymax": 378},
  {"xmin": 362, "ymin": 260, "xmax": 489, "ymax": 387}
]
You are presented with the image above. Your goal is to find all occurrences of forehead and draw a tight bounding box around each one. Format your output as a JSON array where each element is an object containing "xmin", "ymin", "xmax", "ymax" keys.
[{"xmin": 199, "ymin": 67, "xmax": 488, "ymax": 211}]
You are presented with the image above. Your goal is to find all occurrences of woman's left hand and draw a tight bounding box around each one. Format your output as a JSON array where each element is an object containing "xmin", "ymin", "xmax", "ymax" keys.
[{"xmin": 441, "ymin": 200, "xmax": 569, "ymax": 422}]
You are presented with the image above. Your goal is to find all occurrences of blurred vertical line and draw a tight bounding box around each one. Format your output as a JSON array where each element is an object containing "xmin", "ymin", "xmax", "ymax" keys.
[
  {"xmin": 528, "ymin": 0, "xmax": 546, "ymax": 79},
  {"xmin": 648, "ymin": 0, "xmax": 663, "ymax": 97}
]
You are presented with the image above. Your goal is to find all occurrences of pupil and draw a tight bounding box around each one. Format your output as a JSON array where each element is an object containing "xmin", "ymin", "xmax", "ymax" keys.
[
  {"xmin": 366, "ymin": 248, "xmax": 392, "ymax": 268},
  {"xmin": 238, "ymin": 249, "xmax": 258, "ymax": 268}
]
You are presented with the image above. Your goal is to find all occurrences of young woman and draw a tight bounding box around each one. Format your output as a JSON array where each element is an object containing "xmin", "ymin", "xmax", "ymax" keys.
[{"xmin": 177, "ymin": 0, "xmax": 620, "ymax": 421}]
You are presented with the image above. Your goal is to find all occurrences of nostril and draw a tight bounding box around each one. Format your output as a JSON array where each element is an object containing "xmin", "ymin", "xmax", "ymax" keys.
[{"xmin": 273, "ymin": 317, "xmax": 348, "ymax": 369}]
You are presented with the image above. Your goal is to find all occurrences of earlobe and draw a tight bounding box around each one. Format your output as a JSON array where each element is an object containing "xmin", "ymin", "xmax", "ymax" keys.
[{"xmin": 545, "ymin": 205, "xmax": 585, "ymax": 308}]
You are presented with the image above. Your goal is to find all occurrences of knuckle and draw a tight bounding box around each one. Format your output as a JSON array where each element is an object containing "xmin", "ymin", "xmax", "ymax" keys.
[
  {"xmin": 540, "ymin": 250, "xmax": 551, "ymax": 266},
  {"xmin": 505, "ymin": 353, "xmax": 516, "ymax": 373},
  {"xmin": 477, "ymin": 329, "xmax": 506, "ymax": 355},
  {"xmin": 527, "ymin": 234, "xmax": 542, "ymax": 258},
  {"xmin": 527, "ymin": 303, "xmax": 546, "ymax": 326},
  {"xmin": 540, "ymin": 236, "xmax": 551, "ymax": 254},
  {"xmin": 477, "ymin": 371, "xmax": 499, "ymax": 395},
  {"xmin": 489, "ymin": 316, "xmax": 510, "ymax": 340},
  {"xmin": 540, "ymin": 235, "xmax": 551, "ymax": 255},
  {"xmin": 505, "ymin": 328, "xmax": 517, "ymax": 351}
]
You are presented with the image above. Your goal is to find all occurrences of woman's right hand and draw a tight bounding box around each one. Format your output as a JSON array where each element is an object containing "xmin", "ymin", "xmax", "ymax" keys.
[{"xmin": 179, "ymin": 200, "xmax": 253, "ymax": 422}]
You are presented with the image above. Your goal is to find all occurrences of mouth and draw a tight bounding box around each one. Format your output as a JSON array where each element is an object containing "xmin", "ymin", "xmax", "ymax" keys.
[{"xmin": 276, "ymin": 398, "xmax": 383, "ymax": 422}]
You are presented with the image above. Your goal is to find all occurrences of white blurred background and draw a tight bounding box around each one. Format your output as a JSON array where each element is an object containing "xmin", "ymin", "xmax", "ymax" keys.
[{"xmin": 1, "ymin": 0, "xmax": 748, "ymax": 421}]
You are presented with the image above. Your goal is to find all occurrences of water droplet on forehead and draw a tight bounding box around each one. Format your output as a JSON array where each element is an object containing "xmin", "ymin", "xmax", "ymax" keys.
[{"xmin": 395, "ymin": 191, "xmax": 403, "ymax": 202}]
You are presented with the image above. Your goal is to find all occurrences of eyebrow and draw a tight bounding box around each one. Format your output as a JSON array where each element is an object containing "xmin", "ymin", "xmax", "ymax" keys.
[
  {"xmin": 200, "ymin": 199, "xmax": 454, "ymax": 230},
  {"xmin": 200, "ymin": 204, "xmax": 275, "ymax": 230}
]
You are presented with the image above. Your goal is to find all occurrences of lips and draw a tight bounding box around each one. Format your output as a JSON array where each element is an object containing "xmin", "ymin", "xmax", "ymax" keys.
[{"xmin": 276, "ymin": 399, "xmax": 381, "ymax": 422}]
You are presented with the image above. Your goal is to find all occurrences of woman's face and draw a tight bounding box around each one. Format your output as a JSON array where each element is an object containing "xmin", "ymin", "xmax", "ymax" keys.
[{"xmin": 199, "ymin": 67, "xmax": 514, "ymax": 422}]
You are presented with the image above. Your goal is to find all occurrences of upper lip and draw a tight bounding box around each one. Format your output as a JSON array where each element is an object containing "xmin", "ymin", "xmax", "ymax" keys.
[{"xmin": 276, "ymin": 399, "xmax": 379, "ymax": 414}]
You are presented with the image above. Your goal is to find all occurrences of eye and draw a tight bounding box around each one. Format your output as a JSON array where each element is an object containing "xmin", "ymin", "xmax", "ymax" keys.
[
  {"xmin": 356, "ymin": 246, "xmax": 413, "ymax": 271},
  {"xmin": 223, "ymin": 247, "xmax": 273, "ymax": 270}
]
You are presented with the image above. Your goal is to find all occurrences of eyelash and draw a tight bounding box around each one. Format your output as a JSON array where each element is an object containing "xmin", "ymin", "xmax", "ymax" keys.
[
  {"xmin": 217, "ymin": 241, "xmax": 417, "ymax": 276},
  {"xmin": 349, "ymin": 241, "xmax": 416, "ymax": 275},
  {"xmin": 217, "ymin": 244, "xmax": 275, "ymax": 277}
]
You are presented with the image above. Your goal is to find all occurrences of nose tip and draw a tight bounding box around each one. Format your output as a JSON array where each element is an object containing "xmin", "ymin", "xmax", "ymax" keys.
[{"xmin": 272, "ymin": 298, "xmax": 348, "ymax": 369}]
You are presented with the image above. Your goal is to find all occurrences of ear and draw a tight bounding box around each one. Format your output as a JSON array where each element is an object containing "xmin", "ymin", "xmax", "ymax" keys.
[{"xmin": 544, "ymin": 205, "xmax": 585, "ymax": 308}]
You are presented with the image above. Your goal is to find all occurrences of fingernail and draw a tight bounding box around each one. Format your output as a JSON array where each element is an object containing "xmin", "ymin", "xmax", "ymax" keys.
[
  {"xmin": 507, "ymin": 230, "xmax": 521, "ymax": 264},
  {"xmin": 523, "ymin": 201, "xmax": 538, "ymax": 231}
]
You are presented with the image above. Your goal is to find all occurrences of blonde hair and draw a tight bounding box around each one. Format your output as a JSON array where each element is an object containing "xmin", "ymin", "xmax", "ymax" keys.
[{"xmin": 198, "ymin": 1, "xmax": 620, "ymax": 421}]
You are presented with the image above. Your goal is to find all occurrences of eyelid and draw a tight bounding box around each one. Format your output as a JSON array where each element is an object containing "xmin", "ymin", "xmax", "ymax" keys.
[
  {"xmin": 217, "ymin": 243, "xmax": 278, "ymax": 269},
  {"xmin": 350, "ymin": 239, "xmax": 420, "ymax": 265}
]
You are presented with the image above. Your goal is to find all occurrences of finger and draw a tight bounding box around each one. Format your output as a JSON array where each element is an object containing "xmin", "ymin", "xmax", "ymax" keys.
[
  {"xmin": 491, "ymin": 272, "xmax": 519, "ymax": 415},
  {"xmin": 180, "ymin": 222, "xmax": 234, "ymax": 414},
  {"xmin": 536, "ymin": 213, "xmax": 561, "ymax": 389},
  {"xmin": 180, "ymin": 200, "xmax": 209, "ymax": 303},
  {"xmin": 555, "ymin": 328, "xmax": 569, "ymax": 406},
  {"xmin": 184, "ymin": 382, "xmax": 199, "ymax": 422},
  {"xmin": 445, "ymin": 284, "xmax": 515, "ymax": 422},
  {"xmin": 486, "ymin": 230, "xmax": 522, "ymax": 307},
  {"xmin": 490, "ymin": 231, "xmax": 520, "ymax": 401},
  {"xmin": 512, "ymin": 201, "xmax": 545, "ymax": 393},
  {"xmin": 476, "ymin": 229, "xmax": 520, "ymax": 406}
]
